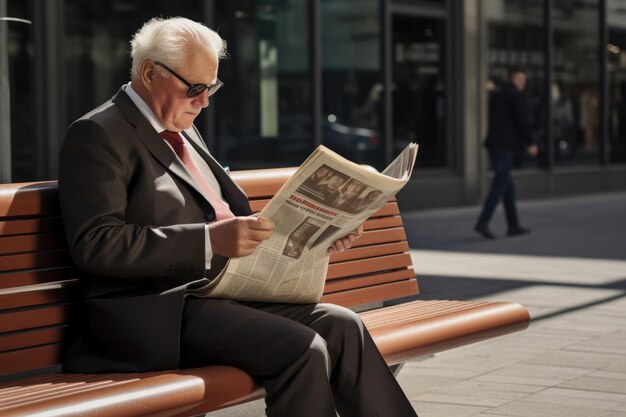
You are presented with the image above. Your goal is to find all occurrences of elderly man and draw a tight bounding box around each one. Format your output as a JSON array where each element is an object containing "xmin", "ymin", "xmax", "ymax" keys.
[{"xmin": 59, "ymin": 17, "xmax": 417, "ymax": 417}]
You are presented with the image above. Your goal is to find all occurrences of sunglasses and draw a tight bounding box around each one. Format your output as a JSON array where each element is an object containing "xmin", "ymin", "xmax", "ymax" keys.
[{"xmin": 154, "ymin": 61, "xmax": 223, "ymax": 98}]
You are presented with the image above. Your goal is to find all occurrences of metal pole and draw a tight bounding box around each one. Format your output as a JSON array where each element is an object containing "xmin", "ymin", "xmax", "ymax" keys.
[
  {"xmin": 310, "ymin": 0, "xmax": 322, "ymax": 148},
  {"xmin": 382, "ymin": 0, "xmax": 392, "ymax": 165},
  {"xmin": 0, "ymin": 0, "xmax": 12, "ymax": 182},
  {"xmin": 545, "ymin": 0, "xmax": 554, "ymax": 173},
  {"xmin": 599, "ymin": 0, "xmax": 608, "ymax": 165}
]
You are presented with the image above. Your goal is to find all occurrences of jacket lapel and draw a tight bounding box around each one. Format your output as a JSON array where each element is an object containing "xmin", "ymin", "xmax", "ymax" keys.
[
  {"xmin": 112, "ymin": 87, "xmax": 251, "ymax": 216},
  {"xmin": 112, "ymin": 88, "xmax": 211, "ymax": 202}
]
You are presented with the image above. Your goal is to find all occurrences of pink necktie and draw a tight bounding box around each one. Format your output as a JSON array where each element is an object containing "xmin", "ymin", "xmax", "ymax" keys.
[{"xmin": 160, "ymin": 131, "xmax": 235, "ymax": 221}]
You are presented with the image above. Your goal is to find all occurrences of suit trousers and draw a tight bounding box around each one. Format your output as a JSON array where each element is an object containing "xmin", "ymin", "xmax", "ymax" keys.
[
  {"xmin": 181, "ymin": 298, "xmax": 418, "ymax": 417},
  {"xmin": 478, "ymin": 148, "xmax": 520, "ymax": 227}
]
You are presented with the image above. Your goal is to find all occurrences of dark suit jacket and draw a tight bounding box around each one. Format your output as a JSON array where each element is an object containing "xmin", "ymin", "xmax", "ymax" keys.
[
  {"xmin": 484, "ymin": 83, "xmax": 534, "ymax": 154},
  {"xmin": 58, "ymin": 87, "xmax": 252, "ymax": 372}
]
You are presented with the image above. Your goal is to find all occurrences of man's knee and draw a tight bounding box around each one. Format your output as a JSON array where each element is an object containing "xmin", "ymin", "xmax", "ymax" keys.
[
  {"xmin": 305, "ymin": 333, "xmax": 332, "ymax": 376},
  {"xmin": 315, "ymin": 304, "xmax": 366, "ymax": 344},
  {"xmin": 324, "ymin": 303, "xmax": 363, "ymax": 325}
]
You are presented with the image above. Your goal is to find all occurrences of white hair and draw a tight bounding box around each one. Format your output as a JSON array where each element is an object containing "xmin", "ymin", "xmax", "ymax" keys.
[{"xmin": 130, "ymin": 17, "xmax": 227, "ymax": 79}]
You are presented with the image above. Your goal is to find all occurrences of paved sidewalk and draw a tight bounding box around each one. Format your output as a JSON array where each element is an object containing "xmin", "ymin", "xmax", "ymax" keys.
[{"xmin": 398, "ymin": 191, "xmax": 626, "ymax": 417}]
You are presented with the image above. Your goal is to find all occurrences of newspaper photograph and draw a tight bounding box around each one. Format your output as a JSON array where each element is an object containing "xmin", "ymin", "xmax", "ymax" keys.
[{"xmin": 186, "ymin": 142, "xmax": 419, "ymax": 303}]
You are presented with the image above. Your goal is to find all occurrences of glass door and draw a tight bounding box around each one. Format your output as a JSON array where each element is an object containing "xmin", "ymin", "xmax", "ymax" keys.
[{"xmin": 391, "ymin": 6, "xmax": 448, "ymax": 168}]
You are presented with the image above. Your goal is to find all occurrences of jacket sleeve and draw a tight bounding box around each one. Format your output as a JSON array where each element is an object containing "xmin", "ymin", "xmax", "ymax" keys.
[
  {"xmin": 58, "ymin": 118, "xmax": 206, "ymax": 279},
  {"xmin": 512, "ymin": 92, "xmax": 534, "ymax": 147}
]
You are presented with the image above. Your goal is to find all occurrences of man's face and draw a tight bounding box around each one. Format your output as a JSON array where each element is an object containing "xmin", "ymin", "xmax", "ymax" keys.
[
  {"xmin": 512, "ymin": 72, "xmax": 526, "ymax": 92},
  {"xmin": 146, "ymin": 47, "xmax": 218, "ymax": 132}
]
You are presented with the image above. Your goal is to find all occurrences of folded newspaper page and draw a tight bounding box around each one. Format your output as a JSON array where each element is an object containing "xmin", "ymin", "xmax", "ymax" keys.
[{"xmin": 186, "ymin": 142, "xmax": 419, "ymax": 303}]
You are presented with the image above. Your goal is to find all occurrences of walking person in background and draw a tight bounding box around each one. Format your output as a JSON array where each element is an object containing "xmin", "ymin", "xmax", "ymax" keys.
[{"xmin": 475, "ymin": 67, "xmax": 538, "ymax": 239}]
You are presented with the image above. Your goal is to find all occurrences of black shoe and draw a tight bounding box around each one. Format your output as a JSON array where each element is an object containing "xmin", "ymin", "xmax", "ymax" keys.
[
  {"xmin": 474, "ymin": 223, "xmax": 495, "ymax": 239},
  {"xmin": 507, "ymin": 226, "xmax": 531, "ymax": 237}
]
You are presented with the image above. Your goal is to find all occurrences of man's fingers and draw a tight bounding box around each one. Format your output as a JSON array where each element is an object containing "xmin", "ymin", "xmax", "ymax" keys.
[
  {"xmin": 241, "ymin": 217, "xmax": 273, "ymax": 243},
  {"xmin": 246, "ymin": 216, "xmax": 275, "ymax": 230}
]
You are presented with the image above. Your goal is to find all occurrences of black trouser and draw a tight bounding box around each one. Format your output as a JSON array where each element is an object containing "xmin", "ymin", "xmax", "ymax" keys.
[
  {"xmin": 478, "ymin": 148, "xmax": 520, "ymax": 227},
  {"xmin": 181, "ymin": 298, "xmax": 418, "ymax": 417}
]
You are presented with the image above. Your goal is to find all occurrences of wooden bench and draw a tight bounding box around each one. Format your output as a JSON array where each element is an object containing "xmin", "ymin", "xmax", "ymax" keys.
[{"xmin": 0, "ymin": 167, "xmax": 530, "ymax": 417}]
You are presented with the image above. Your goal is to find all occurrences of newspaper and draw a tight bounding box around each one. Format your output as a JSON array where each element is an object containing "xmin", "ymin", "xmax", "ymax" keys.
[{"xmin": 186, "ymin": 142, "xmax": 419, "ymax": 303}]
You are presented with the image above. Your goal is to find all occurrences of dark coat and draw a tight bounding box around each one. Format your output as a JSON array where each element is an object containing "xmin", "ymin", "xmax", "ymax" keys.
[
  {"xmin": 484, "ymin": 83, "xmax": 534, "ymax": 153},
  {"xmin": 59, "ymin": 87, "xmax": 252, "ymax": 372}
]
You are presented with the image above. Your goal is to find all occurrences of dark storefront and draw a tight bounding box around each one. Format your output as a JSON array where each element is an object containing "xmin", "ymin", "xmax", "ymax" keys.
[{"xmin": 1, "ymin": 0, "xmax": 625, "ymax": 210}]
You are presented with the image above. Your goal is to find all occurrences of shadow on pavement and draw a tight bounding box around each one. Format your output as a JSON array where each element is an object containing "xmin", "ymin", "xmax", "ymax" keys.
[{"xmin": 403, "ymin": 192, "xmax": 626, "ymax": 261}]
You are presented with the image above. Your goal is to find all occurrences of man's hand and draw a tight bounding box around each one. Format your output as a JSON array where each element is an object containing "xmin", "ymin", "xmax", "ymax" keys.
[
  {"xmin": 209, "ymin": 216, "xmax": 274, "ymax": 258},
  {"xmin": 528, "ymin": 144, "xmax": 539, "ymax": 157},
  {"xmin": 328, "ymin": 224, "xmax": 364, "ymax": 254}
]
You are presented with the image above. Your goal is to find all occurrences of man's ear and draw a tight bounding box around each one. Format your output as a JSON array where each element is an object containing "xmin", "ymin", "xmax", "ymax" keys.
[{"xmin": 141, "ymin": 60, "xmax": 156, "ymax": 89}]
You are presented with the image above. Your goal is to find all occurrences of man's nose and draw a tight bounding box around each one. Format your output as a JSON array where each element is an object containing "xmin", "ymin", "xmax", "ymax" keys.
[{"xmin": 194, "ymin": 89, "xmax": 210, "ymax": 108}]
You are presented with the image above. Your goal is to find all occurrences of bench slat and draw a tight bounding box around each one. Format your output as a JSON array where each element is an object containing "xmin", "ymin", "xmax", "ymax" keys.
[
  {"xmin": 324, "ymin": 269, "xmax": 416, "ymax": 294},
  {"xmin": 0, "ymin": 217, "xmax": 63, "ymax": 236},
  {"xmin": 0, "ymin": 327, "xmax": 66, "ymax": 353},
  {"xmin": 322, "ymin": 280, "xmax": 418, "ymax": 307},
  {"xmin": 329, "ymin": 241, "xmax": 409, "ymax": 263},
  {"xmin": 0, "ymin": 233, "xmax": 67, "ymax": 255},
  {"xmin": 327, "ymin": 253, "xmax": 412, "ymax": 280},
  {"xmin": 0, "ymin": 344, "xmax": 61, "ymax": 376},
  {"xmin": 362, "ymin": 216, "xmax": 403, "ymax": 230},
  {"xmin": 0, "ymin": 286, "xmax": 78, "ymax": 310},
  {"xmin": 0, "ymin": 182, "xmax": 60, "ymax": 218},
  {"xmin": 0, "ymin": 268, "xmax": 77, "ymax": 291},
  {"xmin": 0, "ymin": 306, "xmax": 70, "ymax": 333},
  {"xmin": 351, "ymin": 227, "xmax": 406, "ymax": 247},
  {"xmin": 0, "ymin": 251, "xmax": 73, "ymax": 273}
]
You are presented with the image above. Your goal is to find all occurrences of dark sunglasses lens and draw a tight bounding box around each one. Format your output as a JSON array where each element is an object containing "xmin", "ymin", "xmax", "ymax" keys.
[
  {"xmin": 187, "ymin": 85, "xmax": 207, "ymax": 97},
  {"xmin": 208, "ymin": 83, "xmax": 222, "ymax": 96}
]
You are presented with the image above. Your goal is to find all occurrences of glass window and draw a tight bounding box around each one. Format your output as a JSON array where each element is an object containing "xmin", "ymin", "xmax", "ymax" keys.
[
  {"xmin": 607, "ymin": 0, "xmax": 626, "ymax": 164},
  {"xmin": 321, "ymin": 0, "xmax": 383, "ymax": 168},
  {"xmin": 215, "ymin": 0, "xmax": 312, "ymax": 169},
  {"xmin": 552, "ymin": 0, "xmax": 601, "ymax": 166},
  {"xmin": 3, "ymin": 1, "xmax": 36, "ymax": 182},
  {"xmin": 64, "ymin": 1, "xmax": 205, "ymax": 125},
  {"xmin": 392, "ymin": 14, "xmax": 447, "ymax": 168},
  {"xmin": 485, "ymin": 0, "xmax": 546, "ymax": 169}
]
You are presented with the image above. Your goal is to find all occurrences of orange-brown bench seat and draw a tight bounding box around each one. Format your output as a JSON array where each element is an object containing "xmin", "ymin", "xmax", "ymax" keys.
[{"xmin": 0, "ymin": 168, "xmax": 530, "ymax": 417}]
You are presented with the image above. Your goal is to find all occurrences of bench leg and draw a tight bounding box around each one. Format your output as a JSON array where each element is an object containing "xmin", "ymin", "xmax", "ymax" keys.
[{"xmin": 389, "ymin": 362, "xmax": 405, "ymax": 377}]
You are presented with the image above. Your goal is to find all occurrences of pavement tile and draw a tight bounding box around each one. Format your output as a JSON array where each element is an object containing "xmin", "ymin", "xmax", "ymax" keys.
[
  {"xmin": 591, "ymin": 371, "xmax": 626, "ymax": 381},
  {"xmin": 522, "ymin": 350, "xmax": 626, "ymax": 369},
  {"xmin": 437, "ymin": 380, "xmax": 544, "ymax": 394},
  {"xmin": 535, "ymin": 318, "xmax": 626, "ymax": 337},
  {"xmin": 611, "ymin": 403, "xmax": 626, "ymax": 412},
  {"xmin": 564, "ymin": 332, "xmax": 626, "ymax": 355},
  {"xmin": 605, "ymin": 359, "xmax": 626, "ymax": 373},
  {"xmin": 396, "ymin": 367, "xmax": 465, "ymax": 399},
  {"xmin": 409, "ymin": 355, "xmax": 516, "ymax": 374},
  {"xmin": 472, "ymin": 363, "xmax": 591, "ymax": 387},
  {"xmin": 495, "ymin": 331, "xmax": 589, "ymax": 350},
  {"xmin": 523, "ymin": 387, "xmax": 626, "ymax": 410},
  {"xmin": 486, "ymin": 400, "xmax": 626, "ymax": 417},
  {"xmin": 412, "ymin": 385, "xmax": 528, "ymax": 407},
  {"xmin": 410, "ymin": 401, "xmax": 487, "ymax": 417},
  {"xmin": 560, "ymin": 376, "xmax": 626, "ymax": 394}
]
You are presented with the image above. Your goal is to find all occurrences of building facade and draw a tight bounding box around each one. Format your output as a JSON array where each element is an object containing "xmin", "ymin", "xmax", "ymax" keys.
[{"xmin": 1, "ymin": 0, "xmax": 625, "ymax": 210}]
